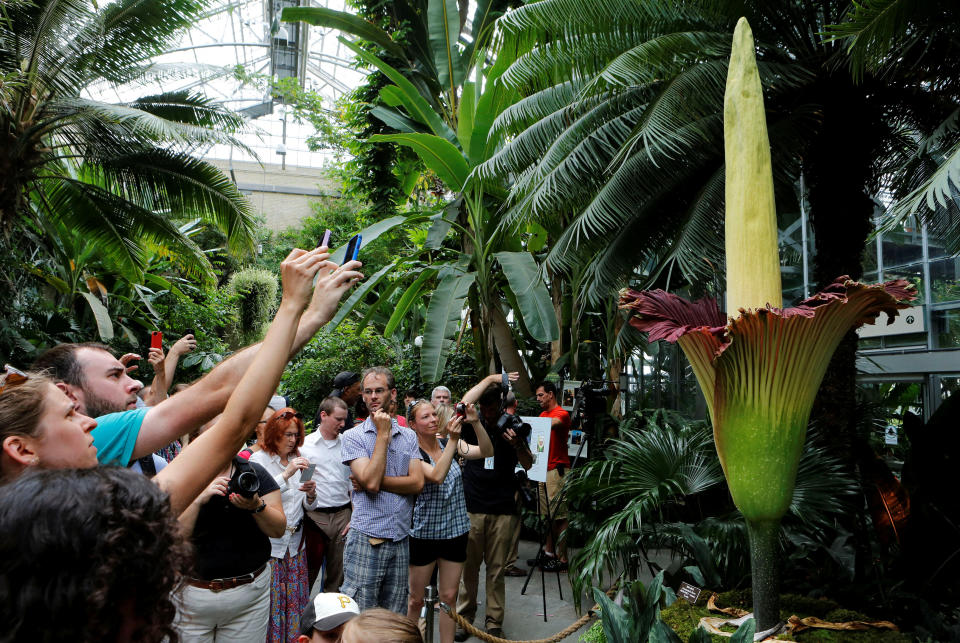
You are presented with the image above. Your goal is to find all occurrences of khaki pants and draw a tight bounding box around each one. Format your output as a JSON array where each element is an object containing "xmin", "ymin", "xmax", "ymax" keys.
[
  {"xmin": 175, "ymin": 562, "xmax": 271, "ymax": 642},
  {"xmin": 306, "ymin": 506, "xmax": 351, "ymax": 593},
  {"xmin": 457, "ymin": 512, "xmax": 519, "ymax": 629}
]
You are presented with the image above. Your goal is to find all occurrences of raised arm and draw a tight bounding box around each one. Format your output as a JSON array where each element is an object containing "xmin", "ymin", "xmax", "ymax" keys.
[
  {"xmin": 155, "ymin": 248, "xmax": 340, "ymax": 515},
  {"xmin": 142, "ymin": 347, "xmax": 168, "ymax": 406},
  {"xmin": 456, "ymin": 404, "xmax": 494, "ymax": 460},
  {"xmin": 347, "ymin": 410, "xmax": 393, "ymax": 493},
  {"xmin": 130, "ymin": 250, "xmax": 363, "ymax": 459},
  {"xmin": 163, "ymin": 334, "xmax": 196, "ymax": 391},
  {"xmin": 460, "ymin": 372, "xmax": 518, "ymax": 405},
  {"xmin": 420, "ymin": 417, "xmax": 463, "ymax": 484}
]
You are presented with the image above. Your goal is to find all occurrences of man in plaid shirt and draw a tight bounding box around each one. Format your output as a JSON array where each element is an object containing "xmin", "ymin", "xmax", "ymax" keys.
[{"xmin": 340, "ymin": 366, "xmax": 424, "ymax": 612}]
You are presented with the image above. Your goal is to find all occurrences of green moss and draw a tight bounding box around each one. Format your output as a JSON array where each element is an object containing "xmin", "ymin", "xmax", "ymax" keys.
[{"xmin": 659, "ymin": 594, "xmax": 911, "ymax": 643}]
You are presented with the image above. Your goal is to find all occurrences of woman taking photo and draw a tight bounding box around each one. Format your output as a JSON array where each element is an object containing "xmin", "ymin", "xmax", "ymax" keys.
[
  {"xmin": 405, "ymin": 400, "xmax": 493, "ymax": 643},
  {"xmin": 250, "ymin": 408, "xmax": 319, "ymax": 643}
]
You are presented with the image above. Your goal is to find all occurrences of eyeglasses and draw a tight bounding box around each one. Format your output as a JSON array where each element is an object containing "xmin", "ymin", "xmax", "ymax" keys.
[
  {"xmin": 276, "ymin": 411, "xmax": 303, "ymax": 421},
  {"xmin": 0, "ymin": 365, "xmax": 28, "ymax": 395},
  {"xmin": 407, "ymin": 399, "xmax": 431, "ymax": 412}
]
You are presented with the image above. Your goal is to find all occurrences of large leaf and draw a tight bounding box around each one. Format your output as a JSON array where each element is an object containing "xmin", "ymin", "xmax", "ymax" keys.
[
  {"xmin": 384, "ymin": 268, "xmax": 438, "ymax": 336},
  {"xmin": 340, "ymin": 38, "xmax": 457, "ymax": 143},
  {"xmin": 79, "ymin": 292, "xmax": 114, "ymax": 341},
  {"xmin": 592, "ymin": 587, "xmax": 633, "ymax": 643},
  {"xmin": 421, "ymin": 271, "xmax": 475, "ymax": 381},
  {"xmin": 326, "ymin": 261, "xmax": 399, "ymax": 330},
  {"xmin": 426, "ymin": 198, "xmax": 461, "ymax": 249},
  {"xmin": 370, "ymin": 103, "xmax": 428, "ymax": 135},
  {"xmin": 281, "ymin": 6, "xmax": 407, "ymax": 61},
  {"xmin": 370, "ymin": 133, "xmax": 469, "ymax": 192},
  {"xmin": 428, "ymin": 0, "xmax": 466, "ymax": 97},
  {"xmin": 330, "ymin": 214, "xmax": 427, "ymax": 264},
  {"xmin": 494, "ymin": 251, "xmax": 559, "ymax": 342}
]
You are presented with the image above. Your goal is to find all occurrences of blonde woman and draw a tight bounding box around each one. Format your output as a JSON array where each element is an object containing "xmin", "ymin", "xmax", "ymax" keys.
[{"xmin": 405, "ymin": 400, "xmax": 492, "ymax": 643}]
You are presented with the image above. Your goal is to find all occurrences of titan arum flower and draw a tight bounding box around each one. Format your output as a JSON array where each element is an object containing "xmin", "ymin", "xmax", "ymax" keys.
[{"xmin": 620, "ymin": 18, "xmax": 914, "ymax": 634}]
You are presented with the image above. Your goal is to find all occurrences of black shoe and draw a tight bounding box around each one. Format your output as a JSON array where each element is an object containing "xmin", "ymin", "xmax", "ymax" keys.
[
  {"xmin": 504, "ymin": 564, "xmax": 527, "ymax": 577},
  {"xmin": 541, "ymin": 557, "xmax": 568, "ymax": 572},
  {"xmin": 526, "ymin": 552, "xmax": 554, "ymax": 566},
  {"xmin": 486, "ymin": 626, "xmax": 503, "ymax": 638},
  {"xmin": 454, "ymin": 626, "xmax": 470, "ymax": 642}
]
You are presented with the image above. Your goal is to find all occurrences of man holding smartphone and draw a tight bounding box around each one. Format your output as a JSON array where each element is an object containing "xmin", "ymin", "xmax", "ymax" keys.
[{"xmin": 301, "ymin": 396, "xmax": 353, "ymax": 592}]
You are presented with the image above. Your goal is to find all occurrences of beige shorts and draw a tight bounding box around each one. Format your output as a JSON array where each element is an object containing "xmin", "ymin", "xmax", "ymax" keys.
[{"xmin": 537, "ymin": 467, "xmax": 567, "ymax": 520}]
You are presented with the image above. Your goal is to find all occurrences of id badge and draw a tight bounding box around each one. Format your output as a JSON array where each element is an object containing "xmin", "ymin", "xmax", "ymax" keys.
[{"xmin": 484, "ymin": 456, "xmax": 495, "ymax": 470}]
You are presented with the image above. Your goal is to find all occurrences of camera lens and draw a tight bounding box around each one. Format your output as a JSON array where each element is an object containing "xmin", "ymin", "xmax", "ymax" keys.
[{"xmin": 235, "ymin": 471, "xmax": 260, "ymax": 498}]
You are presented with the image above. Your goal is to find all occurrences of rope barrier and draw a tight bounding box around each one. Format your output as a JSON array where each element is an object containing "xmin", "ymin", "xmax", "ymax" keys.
[{"xmin": 436, "ymin": 585, "xmax": 618, "ymax": 643}]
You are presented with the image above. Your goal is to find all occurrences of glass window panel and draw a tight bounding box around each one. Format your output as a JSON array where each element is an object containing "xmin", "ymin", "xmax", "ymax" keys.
[
  {"xmin": 932, "ymin": 309, "xmax": 960, "ymax": 349},
  {"xmin": 882, "ymin": 333, "xmax": 926, "ymax": 348},
  {"xmin": 881, "ymin": 216, "xmax": 923, "ymax": 266},
  {"xmin": 861, "ymin": 242, "xmax": 879, "ymax": 273},
  {"xmin": 929, "ymin": 257, "xmax": 960, "ymax": 303},
  {"xmin": 883, "ymin": 263, "xmax": 923, "ymax": 300}
]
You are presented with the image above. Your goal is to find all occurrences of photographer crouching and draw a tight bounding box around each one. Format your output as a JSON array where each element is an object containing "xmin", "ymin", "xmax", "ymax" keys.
[{"xmin": 454, "ymin": 373, "xmax": 532, "ymax": 641}]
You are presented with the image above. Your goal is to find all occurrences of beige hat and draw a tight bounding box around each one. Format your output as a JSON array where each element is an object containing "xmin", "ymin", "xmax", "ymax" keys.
[{"xmin": 299, "ymin": 593, "xmax": 360, "ymax": 634}]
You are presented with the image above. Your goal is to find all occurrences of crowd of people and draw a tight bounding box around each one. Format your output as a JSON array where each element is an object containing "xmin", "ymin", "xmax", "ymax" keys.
[{"xmin": 0, "ymin": 244, "xmax": 573, "ymax": 643}]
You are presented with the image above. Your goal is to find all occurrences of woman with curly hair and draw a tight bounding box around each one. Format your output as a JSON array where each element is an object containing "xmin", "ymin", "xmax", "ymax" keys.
[
  {"xmin": 251, "ymin": 408, "xmax": 319, "ymax": 642},
  {"xmin": 0, "ymin": 467, "xmax": 189, "ymax": 642}
]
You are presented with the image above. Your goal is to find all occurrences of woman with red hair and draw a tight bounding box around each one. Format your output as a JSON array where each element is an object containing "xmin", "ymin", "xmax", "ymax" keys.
[{"xmin": 250, "ymin": 407, "xmax": 319, "ymax": 642}]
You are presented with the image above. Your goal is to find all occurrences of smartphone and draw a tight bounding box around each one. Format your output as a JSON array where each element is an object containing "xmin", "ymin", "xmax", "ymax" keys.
[
  {"xmin": 150, "ymin": 331, "xmax": 163, "ymax": 351},
  {"xmin": 300, "ymin": 463, "xmax": 317, "ymax": 483},
  {"xmin": 320, "ymin": 229, "xmax": 332, "ymax": 248},
  {"xmin": 343, "ymin": 234, "xmax": 362, "ymax": 262}
]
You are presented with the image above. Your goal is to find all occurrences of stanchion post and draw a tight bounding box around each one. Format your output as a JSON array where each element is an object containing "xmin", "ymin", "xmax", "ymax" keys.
[{"xmin": 423, "ymin": 585, "xmax": 438, "ymax": 643}]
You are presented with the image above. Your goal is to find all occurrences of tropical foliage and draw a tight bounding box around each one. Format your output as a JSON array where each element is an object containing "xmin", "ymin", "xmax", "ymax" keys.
[{"xmin": 0, "ymin": 0, "xmax": 257, "ymax": 282}]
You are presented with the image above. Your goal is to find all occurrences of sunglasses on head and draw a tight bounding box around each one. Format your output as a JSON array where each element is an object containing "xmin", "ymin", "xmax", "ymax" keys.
[
  {"xmin": 276, "ymin": 411, "xmax": 303, "ymax": 421},
  {"xmin": 0, "ymin": 365, "xmax": 29, "ymax": 395}
]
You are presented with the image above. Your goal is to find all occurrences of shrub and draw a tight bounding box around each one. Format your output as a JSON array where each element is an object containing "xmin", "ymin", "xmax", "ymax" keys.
[{"xmin": 226, "ymin": 268, "xmax": 278, "ymax": 347}]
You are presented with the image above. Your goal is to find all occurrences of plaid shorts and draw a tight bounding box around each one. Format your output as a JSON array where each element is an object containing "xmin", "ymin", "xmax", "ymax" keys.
[{"xmin": 340, "ymin": 529, "xmax": 409, "ymax": 613}]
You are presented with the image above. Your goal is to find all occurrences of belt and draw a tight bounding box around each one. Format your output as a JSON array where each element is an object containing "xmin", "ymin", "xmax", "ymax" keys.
[
  {"xmin": 312, "ymin": 502, "xmax": 351, "ymax": 514},
  {"xmin": 286, "ymin": 520, "xmax": 304, "ymax": 534},
  {"xmin": 188, "ymin": 563, "xmax": 267, "ymax": 592}
]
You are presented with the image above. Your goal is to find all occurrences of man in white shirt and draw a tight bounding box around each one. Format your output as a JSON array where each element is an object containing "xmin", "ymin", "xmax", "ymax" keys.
[{"xmin": 301, "ymin": 397, "xmax": 353, "ymax": 592}]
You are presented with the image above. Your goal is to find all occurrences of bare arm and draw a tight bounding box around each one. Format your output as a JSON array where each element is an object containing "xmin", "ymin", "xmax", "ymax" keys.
[
  {"xmin": 504, "ymin": 427, "xmax": 533, "ymax": 471},
  {"xmin": 420, "ymin": 418, "xmax": 462, "ymax": 484},
  {"xmin": 131, "ymin": 254, "xmax": 363, "ymax": 459},
  {"xmin": 163, "ymin": 334, "xmax": 196, "ymax": 391},
  {"xmin": 380, "ymin": 456, "xmax": 425, "ymax": 495},
  {"xmin": 457, "ymin": 404, "xmax": 494, "ymax": 460},
  {"xmin": 231, "ymin": 489, "xmax": 286, "ymax": 539},
  {"xmin": 461, "ymin": 373, "xmax": 517, "ymax": 405},
  {"xmin": 155, "ymin": 248, "xmax": 337, "ymax": 515},
  {"xmin": 143, "ymin": 347, "xmax": 167, "ymax": 406},
  {"xmin": 347, "ymin": 410, "xmax": 393, "ymax": 493}
]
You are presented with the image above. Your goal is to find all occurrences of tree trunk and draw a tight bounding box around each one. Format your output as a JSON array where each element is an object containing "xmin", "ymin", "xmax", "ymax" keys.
[
  {"xmin": 804, "ymin": 75, "xmax": 880, "ymax": 457},
  {"xmin": 489, "ymin": 305, "xmax": 533, "ymax": 396}
]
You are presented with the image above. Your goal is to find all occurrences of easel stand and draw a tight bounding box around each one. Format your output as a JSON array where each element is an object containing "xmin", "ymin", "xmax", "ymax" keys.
[
  {"xmin": 520, "ymin": 480, "xmax": 563, "ymax": 622},
  {"xmin": 520, "ymin": 435, "xmax": 589, "ymax": 622}
]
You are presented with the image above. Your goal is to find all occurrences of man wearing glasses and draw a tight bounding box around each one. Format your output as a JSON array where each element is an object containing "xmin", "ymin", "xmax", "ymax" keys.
[{"xmin": 339, "ymin": 366, "xmax": 423, "ymax": 613}]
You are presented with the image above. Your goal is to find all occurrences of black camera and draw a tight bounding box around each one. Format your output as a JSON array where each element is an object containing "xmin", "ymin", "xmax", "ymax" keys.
[
  {"xmin": 455, "ymin": 402, "xmax": 466, "ymax": 418},
  {"xmin": 228, "ymin": 456, "xmax": 261, "ymax": 498},
  {"xmin": 496, "ymin": 412, "xmax": 531, "ymax": 440}
]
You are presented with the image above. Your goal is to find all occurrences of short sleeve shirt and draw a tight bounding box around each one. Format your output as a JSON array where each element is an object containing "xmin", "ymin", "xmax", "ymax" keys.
[
  {"xmin": 541, "ymin": 406, "xmax": 571, "ymax": 470},
  {"xmin": 341, "ymin": 417, "xmax": 421, "ymax": 541},
  {"xmin": 93, "ymin": 408, "xmax": 149, "ymax": 467},
  {"xmin": 412, "ymin": 439, "xmax": 470, "ymax": 540},
  {"xmin": 462, "ymin": 418, "xmax": 520, "ymax": 515},
  {"xmin": 191, "ymin": 461, "xmax": 280, "ymax": 579}
]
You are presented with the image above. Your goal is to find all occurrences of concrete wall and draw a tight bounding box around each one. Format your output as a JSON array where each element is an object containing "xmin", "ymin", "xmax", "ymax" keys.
[{"xmin": 209, "ymin": 159, "xmax": 340, "ymax": 231}]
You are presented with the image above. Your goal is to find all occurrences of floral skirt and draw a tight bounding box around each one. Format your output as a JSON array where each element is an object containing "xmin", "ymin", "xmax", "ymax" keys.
[{"xmin": 267, "ymin": 548, "xmax": 309, "ymax": 643}]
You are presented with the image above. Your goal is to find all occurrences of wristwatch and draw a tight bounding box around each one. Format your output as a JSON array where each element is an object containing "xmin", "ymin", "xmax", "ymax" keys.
[{"xmin": 252, "ymin": 501, "xmax": 266, "ymax": 514}]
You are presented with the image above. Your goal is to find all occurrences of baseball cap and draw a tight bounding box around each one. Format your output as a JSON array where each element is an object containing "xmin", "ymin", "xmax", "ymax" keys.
[
  {"xmin": 299, "ymin": 593, "xmax": 360, "ymax": 635},
  {"xmin": 333, "ymin": 371, "xmax": 360, "ymax": 389}
]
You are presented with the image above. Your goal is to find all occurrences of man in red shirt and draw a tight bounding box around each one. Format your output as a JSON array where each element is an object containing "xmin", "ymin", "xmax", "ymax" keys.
[{"xmin": 535, "ymin": 381, "xmax": 571, "ymax": 571}]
